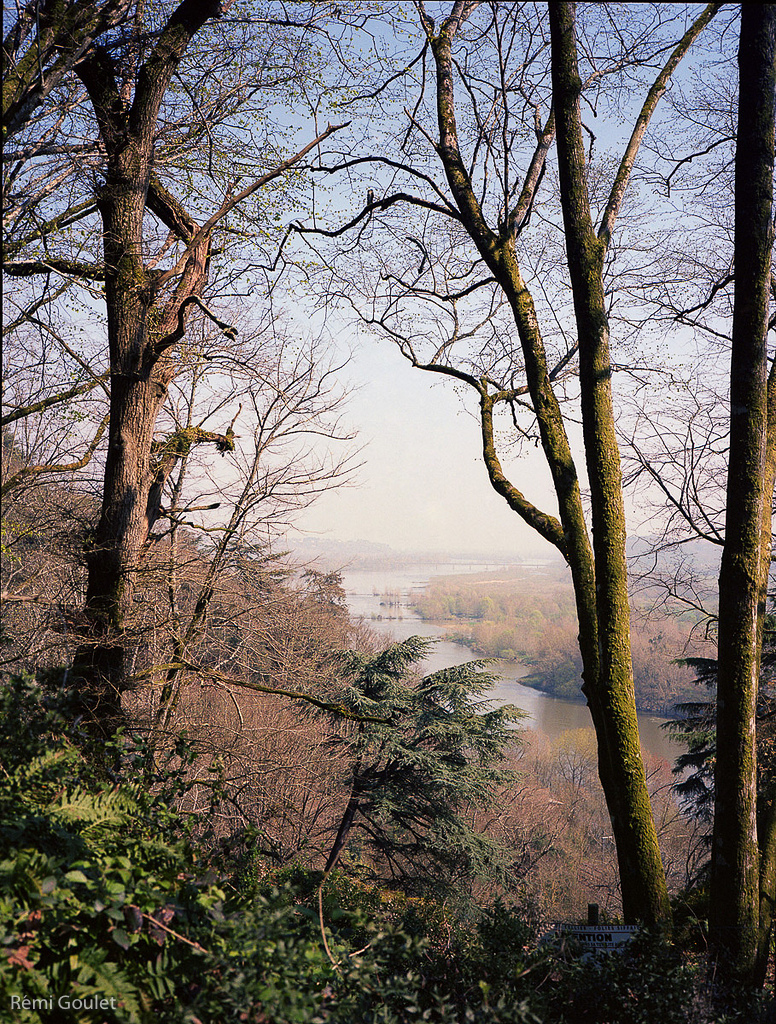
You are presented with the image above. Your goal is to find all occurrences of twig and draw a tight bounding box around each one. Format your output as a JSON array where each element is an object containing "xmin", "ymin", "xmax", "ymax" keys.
[
  {"xmin": 317, "ymin": 884, "xmax": 342, "ymax": 971},
  {"xmin": 140, "ymin": 912, "xmax": 210, "ymax": 954}
]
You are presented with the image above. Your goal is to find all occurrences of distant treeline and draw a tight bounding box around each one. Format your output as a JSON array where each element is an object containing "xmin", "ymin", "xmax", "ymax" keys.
[{"xmin": 413, "ymin": 570, "xmax": 702, "ymax": 716}]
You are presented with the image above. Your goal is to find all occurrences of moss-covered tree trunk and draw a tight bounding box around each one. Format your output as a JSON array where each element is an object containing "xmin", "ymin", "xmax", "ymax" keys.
[
  {"xmin": 417, "ymin": 0, "xmax": 726, "ymax": 924},
  {"xmin": 756, "ymin": 794, "xmax": 776, "ymax": 986},
  {"xmin": 475, "ymin": 257, "xmax": 663, "ymax": 921},
  {"xmin": 711, "ymin": 2, "xmax": 776, "ymax": 986},
  {"xmin": 547, "ymin": 2, "xmax": 670, "ymax": 925}
]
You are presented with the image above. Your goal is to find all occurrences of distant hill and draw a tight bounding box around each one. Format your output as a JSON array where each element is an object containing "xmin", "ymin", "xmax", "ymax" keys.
[
  {"xmin": 288, "ymin": 536, "xmax": 535, "ymax": 571},
  {"xmin": 290, "ymin": 537, "xmax": 409, "ymax": 569}
]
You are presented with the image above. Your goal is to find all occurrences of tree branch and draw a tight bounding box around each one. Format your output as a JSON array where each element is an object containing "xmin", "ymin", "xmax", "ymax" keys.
[
  {"xmin": 134, "ymin": 660, "xmax": 390, "ymax": 724},
  {"xmin": 155, "ymin": 295, "xmax": 238, "ymax": 354},
  {"xmin": 153, "ymin": 121, "xmax": 349, "ymax": 290},
  {"xmin": 480, "ymin": 390, "xmax": 567, "ymax": 554},
  {"xmin": 1, "ymin": 373, "xmax": 109, "ymax": 426},
  {"xmin": 296, "ymin": 190, "xmax": 461, "ymax": 241},
  {"xmin": 4, "ymin": 258, "xmax": 105, "ymax": 280},
  {"xmin": 598, "ymin": 3, "xmax": 722, "ymax": 248}
]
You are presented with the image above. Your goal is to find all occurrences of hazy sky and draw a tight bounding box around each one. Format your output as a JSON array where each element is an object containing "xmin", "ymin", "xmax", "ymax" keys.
[
  {"xmin": 279, "ymin": 8, "xmax": 730, "ymax": 562},
  {"xmin": 288, "ymin": 328, "xmax": 559, "ymax": 558}
]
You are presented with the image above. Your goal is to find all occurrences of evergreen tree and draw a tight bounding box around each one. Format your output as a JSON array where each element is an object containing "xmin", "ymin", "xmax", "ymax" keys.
[
  {"xmin": 670, "ymin": 618, "xmax": 776, "ymax": 827},
  {"xmin": 322, "ymin": 637, "xmax": 524, "ymax": 896}
]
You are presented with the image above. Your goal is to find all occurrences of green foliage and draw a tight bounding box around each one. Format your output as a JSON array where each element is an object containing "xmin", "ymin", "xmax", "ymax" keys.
[
  {"xmin": 548, "ymin": 932, "xmax": 694, "ymax": 1024},
  {"xmin": 0, "ymin": 676, "xmax": 214, "ymax": 1022},
  {"xmin": 240, "ymin": 866, "xmax": 546, "ymax": 1024},
  {"xmin": 0, "ymin": 674, "xmax": 538, "ymax": 1024},
  {"xmin": 321, "ymin": 637, "xmax": 525, "ymax": 893},
  {"xmin": 1, "ymin": 675, "xmax": 769, "ymax": 1023},
  {"xmin": 541, "ymin": 930, "xmax": 772, "ymax": 1024}
]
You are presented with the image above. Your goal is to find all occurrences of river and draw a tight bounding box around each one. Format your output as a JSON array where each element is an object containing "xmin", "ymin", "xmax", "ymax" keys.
[{"xmin": 340, "ymin": 561, "xmax": 680, "ymax": 765}]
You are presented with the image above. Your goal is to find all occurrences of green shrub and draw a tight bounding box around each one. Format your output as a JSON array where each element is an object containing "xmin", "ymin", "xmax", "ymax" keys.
[
  {"xmin": 540, "ymin": 929, "xmax": 773, "ymax": 1024},
  {"xmin": 3, "ymin": 675, "xmax": 766, "ymax": 1023},
  {"xmin": 0, "ymin": 677, "xmax": 218, "ymax": 1021}
]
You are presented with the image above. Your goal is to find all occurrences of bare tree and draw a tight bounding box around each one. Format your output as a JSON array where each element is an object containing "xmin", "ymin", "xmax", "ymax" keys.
[
  {"xmin": 301, "ymin": 0, "xmax": 722, "ymax": 925},
  {"xmin": 140, "ymin": 324, "xmax": 357, "ymax": 738}
]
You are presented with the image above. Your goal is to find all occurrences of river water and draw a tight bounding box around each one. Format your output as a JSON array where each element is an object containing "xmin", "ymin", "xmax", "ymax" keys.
[{"xmin": 341, "ymin": 561, "xmax": 680, "ymax": 765}]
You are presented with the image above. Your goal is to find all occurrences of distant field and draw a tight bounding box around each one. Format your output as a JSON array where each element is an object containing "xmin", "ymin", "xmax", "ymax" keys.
[{"xmin": 412, "ymin": 567, "xmax": 704, "ymax": 716}]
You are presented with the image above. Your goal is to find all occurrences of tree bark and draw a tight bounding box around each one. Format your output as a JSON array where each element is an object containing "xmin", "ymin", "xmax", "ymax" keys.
[
  {"xmin": 325, "ymin": 755, "xmax": 365, "ymax": 874},
  {"xmin": 69, "ymin": 0, "xmax": 223, "ymax": 732},
  {"xmin": 755, "ymin": 346, "xmax": 776, "ymax": 985},
  {"xmin": 711, "ymin": 2, "xmax": 776, "ymax": 985},
  {"xmin": 548, "ymin": 2, "xmax": 670, "ymax": 926}
]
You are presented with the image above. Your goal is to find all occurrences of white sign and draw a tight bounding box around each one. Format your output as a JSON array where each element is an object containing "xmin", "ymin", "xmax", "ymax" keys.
[{"xmin": 552, "ymin": 923, "xmax": 638, "ymax": 952}]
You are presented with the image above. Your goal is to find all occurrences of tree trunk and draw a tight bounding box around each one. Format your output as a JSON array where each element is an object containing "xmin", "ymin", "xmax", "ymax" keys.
[
  {"xmin": 325, "ymin": 767, "xmax": 364, "ymax": 873},
  {"xmin": 480, "ymin": 259, "xmax": 667, "ymax": 923},
  {"xmin": 710, "ymin": 2, "xmax": 776, "ymax": 986},
  {"xmin": 755, "ymin": 346, "xmax": 776, "ymax": 985},
  {"xmin": 71, "ymin": 157, "xmax": 166, "ymax": 728},
  {"xmin": 548, "ymin": 1, "xmax": 670, "ymax": 926},
  {"xmin": 69, "ymin": 0, "xmax": 222, "ymax": 734},
  {"xmin": 423, "ymin": 2, "xmax": 673, "ymax": 924}
]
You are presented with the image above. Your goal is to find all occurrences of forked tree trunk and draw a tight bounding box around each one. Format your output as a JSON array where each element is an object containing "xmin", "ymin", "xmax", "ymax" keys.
[
  {"xmin": 69, "ymin": 0, "xmax": 223, "ymax": 733},
  {"xmin": 415, "ymin": 0, "xmax": 727, "ymax": 924},
  {"xmin": 421, "ymin": 1, "xmax": 681, "ymax": 924},
  {"xmin": 64, "ymin": 5, "xmax": 345, "ymax": 736}
]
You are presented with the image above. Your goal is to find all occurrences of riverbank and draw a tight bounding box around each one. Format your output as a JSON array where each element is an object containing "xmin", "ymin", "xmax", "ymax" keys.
[
  {"xmin": 410, "ymin": 566, "xmax": 702, "ymax": 718},
  {"xmin": 339, "ymin": 562, "xmax": 683, "ymax": 764}
]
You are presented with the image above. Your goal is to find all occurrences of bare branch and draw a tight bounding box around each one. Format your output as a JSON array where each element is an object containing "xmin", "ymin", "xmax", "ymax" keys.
[
  {"xmin": 1, "ymin": 413, "xmax": 109, "ymax": 496},
  {"xmin": 1, "ymin": 372, "xmax": 109, "ymax": 426},
  {"xmin": 598, "ymin": 3, "xmax": 723, "ymax": 248}
]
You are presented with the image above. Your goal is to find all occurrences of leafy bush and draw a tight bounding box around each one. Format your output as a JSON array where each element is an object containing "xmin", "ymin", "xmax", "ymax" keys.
[
  {"xmin": 2, "ymin": 675, "xmax": 769, "ymax": 1023},
  {"xmin": 0, "ymin": 676, "xmax": 218, "ymax": 1021},
  {"xmin": 540, "ymin": 929, "xmax": 773, "ymax": 1024}
]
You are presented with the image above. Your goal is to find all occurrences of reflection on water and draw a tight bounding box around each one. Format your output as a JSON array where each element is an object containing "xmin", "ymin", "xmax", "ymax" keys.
[{"xmin": 340, "ymin": 563, "xmax": 680, "ymax": 765}]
